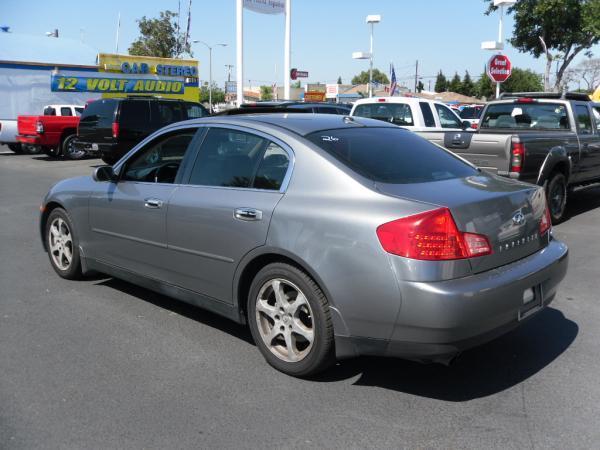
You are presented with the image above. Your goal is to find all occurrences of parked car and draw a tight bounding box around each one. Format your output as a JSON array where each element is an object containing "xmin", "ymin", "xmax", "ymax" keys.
[
  {"xmin": 218, "ymin": 101, "xmax": 351, "ymax": 116},
  {"xmin": 16, "ymin": 104, "xmax": 84, "ymax": 157},
  {"xmin": 422, "ymin": 92, "xmax": 600, "ymax": 223},
  {"xmin": 40, "ymin": 113, "xmax": 567, "ymax": 377},
  {"xmin": 349, "ymin": 97, "xmax": 472, "ymax": 144},
  {"xmin": 459, "ymin": 104, "xmax": 484, "ymax": 129},
  {"xmin": 73, "ymin": 97, "xmax": 209, "ymax": 164}
]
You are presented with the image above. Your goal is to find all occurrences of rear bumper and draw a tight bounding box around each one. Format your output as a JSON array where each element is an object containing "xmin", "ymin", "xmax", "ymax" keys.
[
  {"xmin": 16, "ymin": 135, "xmax": 41, "ymax": 145},
  {"xmin": 73, "ymin": 140, "xmax": 118, "ymax": 156},
  {"xmin": 335, "ymin": 238, "xmax": 568, "ymax": 362}
]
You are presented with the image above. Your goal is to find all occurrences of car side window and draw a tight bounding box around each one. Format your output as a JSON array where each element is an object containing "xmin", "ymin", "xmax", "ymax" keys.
[
  {"xmin": 188, "ymin": 128, "xmax": 288, "ymax": 190},
  {"xmin": 592, "ymin": 106, "xmax": 600, "ymax": 132},
  {"xmin": 575, "ymin": 105, "xmax": 592, "ymax": 134},
  {"xmin": 120, "ymin": 101, "xmax": 150, "ymax": 130},
  {"xmin": 60, "ymin": 107, "xmax": 72, "ymax": 116},
  {"xmin": 419, "ymin": 102, "xmax": 436, "ymax": 127},
  {"xmin": 435, "ymin": 104, "xmax": 462, "ymax": 129},
  {"xmin": 121, "ymin": 129, "xmax": 198, "ymax": 184}
]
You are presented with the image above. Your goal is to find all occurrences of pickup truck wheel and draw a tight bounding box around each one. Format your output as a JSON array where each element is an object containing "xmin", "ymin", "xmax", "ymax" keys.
[
  {"xmin": 546, "ymin": 172, "xmax": 567, "ymax": 224},
  {"xmin": 24, "ymin": 144, "xmax": 41, "ymax": 155},
  {"xmin": 43, "ymin": 146, "xmax": 61, "ymax": 158},
  {"xmin": 62, "ymin": 135, "xmax": 84, "ymax": 160}
]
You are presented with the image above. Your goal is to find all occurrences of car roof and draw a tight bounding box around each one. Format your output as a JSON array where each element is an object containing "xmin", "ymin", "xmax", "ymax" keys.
[
  {"xmin": 353, "ymin": 96, "xmax": 429, "ymax": 106},
  {"xmin": 170, "ymin": 113, "xmax": 399, "ymax": 137}
]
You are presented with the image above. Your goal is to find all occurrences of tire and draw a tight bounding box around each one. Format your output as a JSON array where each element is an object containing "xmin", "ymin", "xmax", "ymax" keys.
[
  {"xmin": 43, "ymin": 146, "xmax": 61, "ymax": 158},
  {"xmin": 45, "ymin": 208, "xmax": 82, "ymax": 280},
  {"xmin": 546, "ymin": 172, "xmax": 567, "ymax": 224},
  {"xmin": 23, "ymin": 144, "xmax": 41, "ymax": 154},
  {"xmin": 7, "ymin": 143, "xmax": 22, "ymax": 153},
  {"xmin": 101, "ymin": 154, "xmax": 118, "ymax": 165},
  {"xmin": 247, "ymin": 262, "xmax": 335, "ymax": 377},
  {"xmin": 62, "ymin": 135, "xmax": 85, "ymax": 160}
]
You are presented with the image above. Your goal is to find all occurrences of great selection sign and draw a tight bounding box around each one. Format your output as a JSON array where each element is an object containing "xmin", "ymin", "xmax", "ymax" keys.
[
  {"xmin": 243, "ymin": 0, "xmax": 285, "ymax": 14},
  {"xmin": 487, "ymin": 54, "xmax": 512, "ymax": 83},
  {"xmin": 50, "ymin": 75, "xmax": 185, "ymax": 94}
]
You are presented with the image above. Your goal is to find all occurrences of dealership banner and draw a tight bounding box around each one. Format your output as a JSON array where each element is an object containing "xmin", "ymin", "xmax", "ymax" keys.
[
  {"xmin": 50, "ymin": 75, "xmax": 184, "ymax": 94},
  {"xmin": 243, "ymin": 0, "xmax": 285, "ymax": 14}
]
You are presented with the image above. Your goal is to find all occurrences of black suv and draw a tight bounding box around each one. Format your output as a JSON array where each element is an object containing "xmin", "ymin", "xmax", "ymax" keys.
[{"xmin": 73, "ymin": 97, "xmax": 208, "ymax": 164}]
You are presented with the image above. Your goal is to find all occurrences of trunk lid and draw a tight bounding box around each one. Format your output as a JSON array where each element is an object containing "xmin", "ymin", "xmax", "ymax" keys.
[{"xmin": 375, "ymin": 174, "xmax": 548, "ymax": 273}]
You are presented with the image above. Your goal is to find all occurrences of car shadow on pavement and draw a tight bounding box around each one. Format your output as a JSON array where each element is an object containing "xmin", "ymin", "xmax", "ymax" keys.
[
  {"xmin": 564, "ymin": 186, "xmax": 600, "ymax": 220},
  {"xmin": 318, "ymin": 307, "xmax": 577, "ymax": 401},
  {"xmin": 96, "ymin": 277, "xmax": 255, "ymax": 345}
]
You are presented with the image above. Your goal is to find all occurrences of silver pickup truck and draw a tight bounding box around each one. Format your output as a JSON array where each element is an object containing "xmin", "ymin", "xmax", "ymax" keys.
[{"xmin": 426, "ymin": 92, "xmax": 600, "ymax": 223}]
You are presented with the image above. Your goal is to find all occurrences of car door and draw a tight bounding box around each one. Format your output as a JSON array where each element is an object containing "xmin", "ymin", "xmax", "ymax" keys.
[
  {"xmin": 165, "ymin": 126, "xmax": 293, "ymax": 302},
  {"xmin": 87, "ymin": 126, "xmax": 202, "ymax": 280},
  {"xmin": 574, "ymin": 103, "xmax": 600, "ymax": 181}
]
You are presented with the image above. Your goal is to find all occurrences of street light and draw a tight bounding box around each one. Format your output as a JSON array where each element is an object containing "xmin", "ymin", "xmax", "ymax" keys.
[
  {"xmin": 352, "ymin": 15, "xmax": 380, "ymax": 98},
  {"xmin": 481, "ymin": 0, "xmax": 516, "ymax": 97},
  {"xmin": 193, "ymin": 40, "xmax": 227, "ymax": 113}
]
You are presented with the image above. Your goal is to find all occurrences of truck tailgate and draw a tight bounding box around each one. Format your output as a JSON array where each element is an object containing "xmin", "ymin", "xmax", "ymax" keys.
[
  {"xmin": 17, "ymin": 116, "xmax": 38, "ymax": 136},
  {"xmin": 443, "ymin": 132, "xmax": 513, "ymax": 175}
]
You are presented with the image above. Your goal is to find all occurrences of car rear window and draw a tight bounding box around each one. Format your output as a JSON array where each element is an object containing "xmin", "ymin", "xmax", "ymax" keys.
[
  {"xmin": 460, "ymin": 107, "xmax": 482, "ymax": 119},
  {"xmin": 306, "ymin": 127, "xmax": 477, "ymax": 184},
  {"xmin": 353, "ymin": 103, "xmax": 414, "ymax": 126},
  {"xmin": 480, "ymin": 102, "xmax": 569, "ymax": 130}
]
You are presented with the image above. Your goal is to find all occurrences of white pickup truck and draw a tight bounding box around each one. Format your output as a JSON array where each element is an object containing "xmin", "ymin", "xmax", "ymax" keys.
[{"xmin": 349, "ymin": 97, "xmax": 473, "ymax": 145}]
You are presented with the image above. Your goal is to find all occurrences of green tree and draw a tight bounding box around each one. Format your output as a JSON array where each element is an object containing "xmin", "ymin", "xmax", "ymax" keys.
[
  {"xmin": 448, "ymin": 72, "xmax": 462, "ymax": 93},
  {"xmin": 502, "ymin": 67, "xmax": 544, "ymax": 92},
  {"xmin": 337, "ymin": 76, "xmax": 343, "ymax": 84},
  {"xmin": 199, "ymin": 84, "xmax": 225, "ymax": 104},
  {"xmin": 460, "ymin": 71, "xmax": 475, "ymax": 96},
  {"xmin": 260, "ymin": 85, "xmax": 273, "ymax": 100},
  {"xmin": 129, "ymin": 10, "xmax": 191, "ymax": 58},
  {"xmin": 484, "ymin": 0, "xmax": 600, "ymax": 91},
  {"xmin": 291, "ymin": 80, "xmax": 301, "ymax": 89},
  {"xmin": 351, "ymin": 69, "xmax": 389, "ymax": 85},
  {"xmin": 417, "ymin": 80, "xmax": 425, "ymax": 93},
  {"xmin": 434, "ymin": 70, "xmax": 448, "ymax": 92},
  {"xmin": 475, "ymin": 72, "xmax": 495, "ymax": 99}
]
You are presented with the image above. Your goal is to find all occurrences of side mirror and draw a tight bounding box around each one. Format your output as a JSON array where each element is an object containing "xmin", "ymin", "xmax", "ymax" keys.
[
  {"xmin": 462, "ymin": 120, "xmax": 471, "ymax": 130},
  {"xmin": 92, "ymin": 165, "xmax": 116, "ymax": 182}
]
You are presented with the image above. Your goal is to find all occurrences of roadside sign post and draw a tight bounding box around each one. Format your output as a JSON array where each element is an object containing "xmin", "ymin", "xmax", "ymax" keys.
[{"xmin": 487, "ymin": 54, "xmax": 512, "ymax": 97}]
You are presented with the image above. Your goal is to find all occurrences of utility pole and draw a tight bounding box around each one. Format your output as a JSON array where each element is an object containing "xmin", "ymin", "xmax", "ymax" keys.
[{"xmin": 414, "ymin": 60, "xmax": 419, "ymax": 93}]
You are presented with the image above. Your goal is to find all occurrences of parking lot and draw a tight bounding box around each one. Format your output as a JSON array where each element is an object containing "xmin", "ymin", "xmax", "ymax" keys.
[{"xmin": 1, "ymin": 146, "xmax": 599, "ymax": 449}]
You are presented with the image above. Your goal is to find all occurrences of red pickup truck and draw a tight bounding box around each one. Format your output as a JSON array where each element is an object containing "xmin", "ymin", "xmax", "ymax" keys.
[{"xmin": 16, "ymin": 105, "xmax": 83, "ymax": 158}]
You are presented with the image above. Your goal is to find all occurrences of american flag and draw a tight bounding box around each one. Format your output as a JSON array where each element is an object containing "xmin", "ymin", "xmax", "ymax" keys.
[{"xmin": 389, "ymin": 64, "xmax": 398, "ymax": 96}]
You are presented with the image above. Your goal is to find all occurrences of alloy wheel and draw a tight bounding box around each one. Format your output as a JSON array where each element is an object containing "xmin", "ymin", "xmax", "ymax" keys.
[
  {"xmin": 255, "ymin": 278, "xmax": 315, "ymax": 363},
  {"xmin": 48, "ymin": 217, "xmax": 73, "ymax": 270}
]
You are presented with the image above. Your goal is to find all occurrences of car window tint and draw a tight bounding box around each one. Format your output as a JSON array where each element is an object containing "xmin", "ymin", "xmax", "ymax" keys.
[
  {"xmin": 353, "ymin": 103, "xmax": 414, "ymax": 126},
  {"xmin": 419, "ymin": 102, "xmax": 436, "ymax": 127},
  {"xmin": 480, "ymin": 103, "xmax": 569, "ymax": 130},
  {"xmin": 188, "ymin": 128, "xmax": 271, "ymax": 188},
  {"xmin": 79, "ymin": 99, "xmax": 115, "ymax": 124},
  {"xmin": 60, "ymin": 107, "xmax": 72, "ymax": 116},
  {"xmin": 316, "ymin": 106, "xmax": 339, "ymax": 114},
  {"xmin": 459, "ymin": 107, "xmax": 482, "ymax": 119},
  {"xmin": 186, "ymin": 103, "xmax": 207, "ymax": 119},
  {"xmin": 122, "ymin": 129, "xmax": 197, "ymax": 184},
  {"xmin": 254, "ymin": 142, "xmax": 290, "ymax": 190},
  {"xmin": 435, "ymin": 104, "xmax": 462, "ymax": 129},
  {"xmin": 120, "ymin": 101, "xmax": 150, "ymax": 129},
  {"xmin": 306, "ymin": 127, "xmax": 476, "ymax": 184},
  {"xmin": 157, "ymin": 102, "xmax": 186, "ymax": 124},
  {"xmin": 575, "ymin": 105, "xmax": 592, "ymax": 133},
  {"xmin": 43, "ymin": 107, "xmax": 56, "ymax": 116}
]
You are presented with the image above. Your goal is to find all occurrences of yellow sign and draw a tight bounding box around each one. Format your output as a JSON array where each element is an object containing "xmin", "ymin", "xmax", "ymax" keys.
[{"xmin": 97, "ymin": 53, "xmax": 199, "ymax": 102}]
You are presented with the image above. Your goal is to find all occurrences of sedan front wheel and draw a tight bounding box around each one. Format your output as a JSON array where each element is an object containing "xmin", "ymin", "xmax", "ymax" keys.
[
  {"xmin": 45, "ymin": 208, "xmax": 82, "ymax": 279},
  {"xmin": 248, "ymin": 263, "xmax": 335, "ymax": 377}
]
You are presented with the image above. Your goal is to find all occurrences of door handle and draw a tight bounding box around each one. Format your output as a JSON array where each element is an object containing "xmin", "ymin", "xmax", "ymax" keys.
[
  {"xmin": 144, "ymin": 198, "xmax": 163, "ymax": 209},
  {"xmin": 234, "ymin": 208, "xmax": 263, "ymax": 221}
]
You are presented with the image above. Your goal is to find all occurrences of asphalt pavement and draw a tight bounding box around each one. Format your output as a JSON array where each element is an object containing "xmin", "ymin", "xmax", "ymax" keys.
[{"xmin": 1, "ymin": 146, "xmax": 599, "ymax": 449}]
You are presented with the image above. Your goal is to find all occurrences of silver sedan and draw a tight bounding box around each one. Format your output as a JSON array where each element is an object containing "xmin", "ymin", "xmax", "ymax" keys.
[{"xmin": 40, "ymin": 114, "xmax": 568, "ymax": 377}]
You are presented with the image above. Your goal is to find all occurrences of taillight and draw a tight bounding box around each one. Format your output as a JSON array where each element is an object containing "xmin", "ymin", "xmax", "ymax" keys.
[
  {"xmin": 36, "ymin": 121, "xmax": 44, "ymax": 134},
  {"xmin": 540, "ymin": 204, "xmax": 552, "ymax": 235},
  {"xmin": 112, "ymin": 122, "xmax": 119, "ymax": 138},
  {"xmin": 376, "ymin": 207, "xmax": 492, "ymax": 261},
  {"xmin": 470, "ymin": 122, "xmax": 478, "ymax": 130},
  {"xmin": 510, "ymin": 137, "xmax": 524, "ymax": 173}
]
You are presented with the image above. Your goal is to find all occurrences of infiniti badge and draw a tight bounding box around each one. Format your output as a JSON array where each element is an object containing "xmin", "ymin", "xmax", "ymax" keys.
[{"xmin": 512, "ymin": 212, "xmax": 526, "ymax": 226}]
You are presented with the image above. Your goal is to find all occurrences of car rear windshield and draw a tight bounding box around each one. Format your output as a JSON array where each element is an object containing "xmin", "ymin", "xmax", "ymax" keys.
[
  {"xmin": 460, "ymin": 107, "xmax": 482, "ymax": 119},
  {"xmin": 305, "ymin": 127, "xmax": 477, "ymax": 184},
  {"xmin": 352, "ymin": 103, "xmax": 414, "ymax": 126},
  {"xmin": 480, "ymin": 102, "xmax": 569, "ymax": 130}
]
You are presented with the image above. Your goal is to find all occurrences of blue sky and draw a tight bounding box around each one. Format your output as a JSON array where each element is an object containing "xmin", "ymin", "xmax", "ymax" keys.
[{"xmin": 3, "ymin": 0, "xmax": 598, "ymax": 88}]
